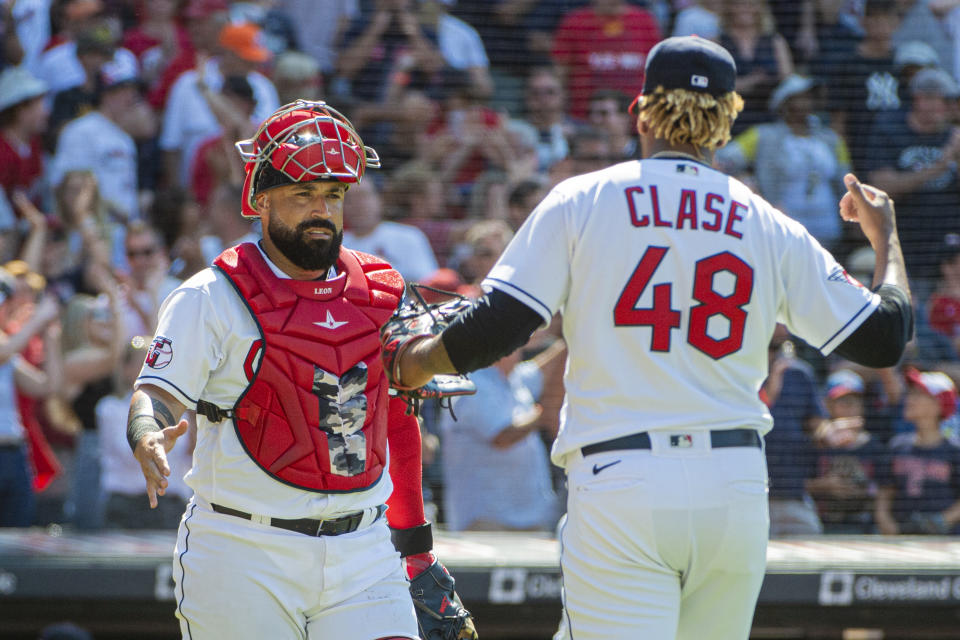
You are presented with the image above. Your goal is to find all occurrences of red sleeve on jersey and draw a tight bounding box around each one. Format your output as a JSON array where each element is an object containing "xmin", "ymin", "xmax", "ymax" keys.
[{"xmin": 385, "ymin": 396, "xmax": 426, "ymax": 529}]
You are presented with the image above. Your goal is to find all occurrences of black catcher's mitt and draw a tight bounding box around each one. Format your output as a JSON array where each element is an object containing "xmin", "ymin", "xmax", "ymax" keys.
[
  {"xmin": 409, "ymin": 559, "xmax": 478, "ymax": 640},
  {"xmin": 381, "ymin": 284, "xmax": 476, "ymax": 410}
]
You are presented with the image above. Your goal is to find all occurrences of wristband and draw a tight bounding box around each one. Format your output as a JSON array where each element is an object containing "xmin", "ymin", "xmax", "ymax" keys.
[
  {"xmin": 127, "ymin": 414, "xmax": 163, "ymax": 453},
  {"xmin": 390, "ymin": 522, "xmax": 433, "ymax": 557}
]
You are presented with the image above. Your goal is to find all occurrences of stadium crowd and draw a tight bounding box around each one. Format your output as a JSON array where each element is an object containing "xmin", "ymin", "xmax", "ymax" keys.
[{"xmin": 1, "ymin": 0, "xmax": 960, "ymax": 538}]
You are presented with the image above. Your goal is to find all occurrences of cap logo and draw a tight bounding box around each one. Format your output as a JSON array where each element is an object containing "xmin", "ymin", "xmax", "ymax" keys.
[{"xmin": 691, "ymin": 75, "xmax": 709, "ymax": 88}]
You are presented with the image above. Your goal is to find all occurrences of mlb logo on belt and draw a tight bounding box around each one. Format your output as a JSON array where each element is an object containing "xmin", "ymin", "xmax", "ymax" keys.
[{"xmin": 670, "ymin": 434, "xmax": 693, "ymax": 448}]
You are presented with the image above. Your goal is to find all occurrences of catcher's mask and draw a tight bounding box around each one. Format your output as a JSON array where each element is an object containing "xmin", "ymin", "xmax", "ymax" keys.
[{"xmin": 235, "ymin": 100, "xmax": 381, "ymax": 218}]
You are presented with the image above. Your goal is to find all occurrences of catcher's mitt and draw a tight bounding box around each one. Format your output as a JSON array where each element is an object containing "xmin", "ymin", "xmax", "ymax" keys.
[
  {"xmin": 381, "ymin": 284, "xmax": 476, "ymax": 412},
  {"xmin": 409, "ymin": 559, "xmax": 478, "ymax": 640}
]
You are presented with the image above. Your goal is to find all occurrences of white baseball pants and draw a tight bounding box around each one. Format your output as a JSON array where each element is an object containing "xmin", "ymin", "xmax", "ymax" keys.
[
  {"xmin": 172, "ymin": 499, "xmax": 419, "ymax": 639},
  {"xmin": 555, "ymin": 430, "xmax": 769, "ymax": 640}
]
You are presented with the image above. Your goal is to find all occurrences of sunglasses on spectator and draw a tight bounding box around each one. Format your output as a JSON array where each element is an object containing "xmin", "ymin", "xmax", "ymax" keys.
[{"xmin": 126, "ymin": 247, "xmax": 158, "ymax": 258}]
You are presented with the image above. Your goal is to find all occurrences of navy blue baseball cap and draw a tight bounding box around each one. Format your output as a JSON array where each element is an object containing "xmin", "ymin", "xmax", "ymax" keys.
[{"xmin": 630, "ymin": 36, "xmax": 737, "ymax": 113}]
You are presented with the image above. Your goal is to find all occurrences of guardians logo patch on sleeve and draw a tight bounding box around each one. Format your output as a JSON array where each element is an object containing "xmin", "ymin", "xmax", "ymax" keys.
[
  {"xmin": 827, "ymin": 267, "xmax": 865, "ymax": 289},
  {"xmin": 146, "ymin": 336, "xmax": 174, "ymax": 369}
]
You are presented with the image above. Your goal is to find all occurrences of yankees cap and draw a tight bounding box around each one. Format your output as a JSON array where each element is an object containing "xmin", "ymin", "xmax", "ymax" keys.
[{"xmin": 630, "ymin": 36, "xmax": 737, "ymax": 113}]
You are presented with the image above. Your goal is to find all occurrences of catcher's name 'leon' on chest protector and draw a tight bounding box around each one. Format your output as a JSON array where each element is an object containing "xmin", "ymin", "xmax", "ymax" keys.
[{"xmin": 197, "ymin": 242, "xmax": 404, "ymax": 493}]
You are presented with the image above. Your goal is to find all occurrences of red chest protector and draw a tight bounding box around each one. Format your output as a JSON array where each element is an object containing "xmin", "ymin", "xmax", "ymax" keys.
[{"xmin": 212, "ymin": 243, "xmax": 404, "ymax": 492}]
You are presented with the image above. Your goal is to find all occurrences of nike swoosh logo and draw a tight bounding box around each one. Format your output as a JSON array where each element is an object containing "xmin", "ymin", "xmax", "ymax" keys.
[{"xmin": 592, "ymin": 460, "xmax": 622, "ymax": 475}]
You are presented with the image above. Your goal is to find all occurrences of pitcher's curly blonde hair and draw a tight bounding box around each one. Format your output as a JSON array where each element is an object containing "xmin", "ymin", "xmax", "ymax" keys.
[{"xmin": 635, "ymin": 86, "xmax": 744, "ymax": 151}]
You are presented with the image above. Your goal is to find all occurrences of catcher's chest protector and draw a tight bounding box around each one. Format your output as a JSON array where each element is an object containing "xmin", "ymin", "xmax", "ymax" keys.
[{"xmin": 213, "ymin": 243, "xmax": 404, "ymax": 492}]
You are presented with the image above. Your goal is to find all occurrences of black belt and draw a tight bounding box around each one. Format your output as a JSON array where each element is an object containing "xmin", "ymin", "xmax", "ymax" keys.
[
  {"xmin": 211, "ymin": 503, "xmax": 382, "ymax": 537},
  {"xmin": 582, "ymin": 428, "xmax": 761, "ymax": 457}
]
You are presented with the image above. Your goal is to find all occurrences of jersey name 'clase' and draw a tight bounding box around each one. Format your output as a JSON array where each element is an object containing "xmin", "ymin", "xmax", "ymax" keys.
[{"xmin": 625, "ymin": 185, "xmax": 747, "ymax": 239}]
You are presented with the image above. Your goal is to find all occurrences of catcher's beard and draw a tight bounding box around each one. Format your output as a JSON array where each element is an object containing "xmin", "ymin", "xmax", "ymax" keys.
[{"xmin": 268, "ymin": 216, "xmax": 343, "ymax": 272}]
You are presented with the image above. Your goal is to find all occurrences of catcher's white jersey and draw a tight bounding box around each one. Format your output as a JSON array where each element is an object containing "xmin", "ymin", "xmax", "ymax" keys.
[
  {"xmin": 134, "ymin": 245, "xmax": 392, "ymax": 519},
  {"xmin": 484, "ymin": 158, "xmax": 879, "ymax": 468}
]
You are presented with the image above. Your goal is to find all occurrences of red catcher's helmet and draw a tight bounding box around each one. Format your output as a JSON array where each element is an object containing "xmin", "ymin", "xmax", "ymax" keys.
[{"xmin": 235, "ymin": 100, "xmax": 381, "ymax": 218}]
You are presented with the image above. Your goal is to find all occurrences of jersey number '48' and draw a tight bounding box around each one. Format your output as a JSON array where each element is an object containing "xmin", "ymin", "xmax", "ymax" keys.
[{"xmin": 613, "ymin": 246, "xmax": 754, "ymax": 359}]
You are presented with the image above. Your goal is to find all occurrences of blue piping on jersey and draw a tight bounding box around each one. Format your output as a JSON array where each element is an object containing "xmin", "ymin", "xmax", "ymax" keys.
[
  {"xmin": 135, "ymin": 375, "xmax": 199, "ymax": 405},
  {"xmin": 485, "ymin": 277, "xmax": 552, "ymax": 323},
  {"xmin": 819, "ymin": 299, "xmax": 875, "ymax": 352},
  {"xmin": 177, "ymin": 501, "xmax": 197, "ymax": 639}
]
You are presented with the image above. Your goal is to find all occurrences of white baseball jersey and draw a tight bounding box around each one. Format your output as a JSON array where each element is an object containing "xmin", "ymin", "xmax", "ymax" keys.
[
  {"xmin": 484, "ymin": 157, "xmax": 879, "ymax": 468},
  {"xmin": 134, "ymin": 244, "xmax": 392, "ymax": 519}
]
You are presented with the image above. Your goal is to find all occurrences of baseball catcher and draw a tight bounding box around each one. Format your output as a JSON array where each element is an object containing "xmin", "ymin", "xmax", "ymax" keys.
[{"xmin": 130, "ymin": 98, "xmax": 478, "ymax": 639}]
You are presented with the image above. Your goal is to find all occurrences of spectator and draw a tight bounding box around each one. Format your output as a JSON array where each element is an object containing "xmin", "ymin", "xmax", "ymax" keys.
[
  {"xmin": 2, "ymin": 257, "xmax": 63, "ymax": 499},
  {"xmin": 893, "ymin": 0, "xmax": 954, "ymax": 85},
  {"xmin": 146, "ymin": 187, "xmax": 207, "ymax": 281},
  {"xmin": 865, "ymin": 67, "xmax": 960, "ymax": 288},
  {"xmin": 385, "ymin": 161, "xmax": 459, "ymax": 267},
  {"xmin": 928, "ymin": 233, "xmax": 960, "ymax": 355},
  {"xmin": 454, "ymin": 0, "xmax": 583, "ymax": 79},
  {"xmin": 716, "ymin": 75, "xmax": 849, "ymax": 249},
  {"xmin": 423, "ymin": 71, "xmax": 513, "ymax": 204},
  {"xmin": 342, "ymin": 179, "xmax": 439, "ymax": 283},
  {"xmin": 549, "ymin": 125, "xmax": 615, "ymax": 182},
  {"xmin": 893, "ymin": 40, "xmax": 943, "ymax": 96},
  {"xmin": 672, "ymin": 0, "xmax": 722, "ymax": 40},
  {"xmin": 424, "ymin": 0, "xmax": 493, "ymax": 95},
  {"xmin": 121, "ymin": 0, "xmax": 192, "ymax": 90},
  {"xmin": 228, "ymin": 0, "xmax": 298, "ymax": 56},
  {"xmin": 453, "ymin": 219, "xmax": 513, "ymax": 292},
  {"xmin": 808, "ymin": 0, "xmax": 863, "ymax": 82},
  {"xmin": 718, "ymin": 0, "xmax": 794, "ymax": 134},
  {"xmin": 440, "ymin": 331, "xmax": 564, "ymax": 531},
  {"xmin": 11, "ymin": 0, "xmax": 53, "ymax": 76},
  {"xmin": 876, "ymin": 367, "xmax": 960, "ymax": 534},
  {"xmin": 768, "ymin": 0, "xmax": 818, "ymax": 62},
  {"xmin": 48, "ymin": 170, "xmax": 118, "ymax": 295},
  {"xmin": 335, "ymin": 0, "xmax": 449, "ymax": 102},
  {"xmin": 0, "ymin": 268, "xmax": 61, "ymax": 527},
  {"xmin": 49, "ymin": 55, "xmax": 145, "ymax": 223},
  {"xmin": 0, "ymin": 66, "xmax": 48, "ymax": 262},
  {"xmin": 0, "ymin": 1, "xmax": 23, "ymax": 71},
  {"xmin": 762, "ymin": 330, "xmax": 827, "ymax": 536},
  {"xmin": 198, "ymin": 184, "xmax": 262, "ymax": 266},
  {"xmin": 509, "ymin": 66, "xmax": 576, "ymax": 173},
  {"xmin": 272, "ymin": 50, "xmax": 323, "ymax": 105},
  {"xmin": 47, "ymin": 23, "xmax": 117, "ymax": 149},
  {"xmin": 145, "ymin": 0, "xmax": 226, "ymax": 110},
  {"xmin": 276, "ymin": 0, "xmax": 357, "ymax": 74},
  {"xmin": 822, "ymin": 0, "xmax": 903, "ymax": 174},
  {"xmin": 506, "ymin": 176, "xmax": 549, "ymax": 232},
  {"xmin": 117, "ymin": 220, "xmax": 181, "ymax": 339},
  {"xmin": 59, "ymin": 288, "xmax": 126, "ymax": 529},
  {"xmin": 96, "ymin": 337, "xmax": 191, "ymax": 528},
  {"xmin": 551, "ymin": 0, "xmax": 661, "ymax": 119},
  {"xmin": 36, "ymin": 5, "xmax": 138, "ymax": 98},
  {"xmin": 189, "ymin": 75, "xmax": 256, "ymax": 208},
  {"xmin": 587, "ymin": 89, "xmax": 639, "ymax": 160},
  {"xmin": 159, "ymin": 21, "xmax": 279, "ymax": 186},
  {"xmin": 807, "ymin": 368, "xmax": 888, "ymax": 533}
]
